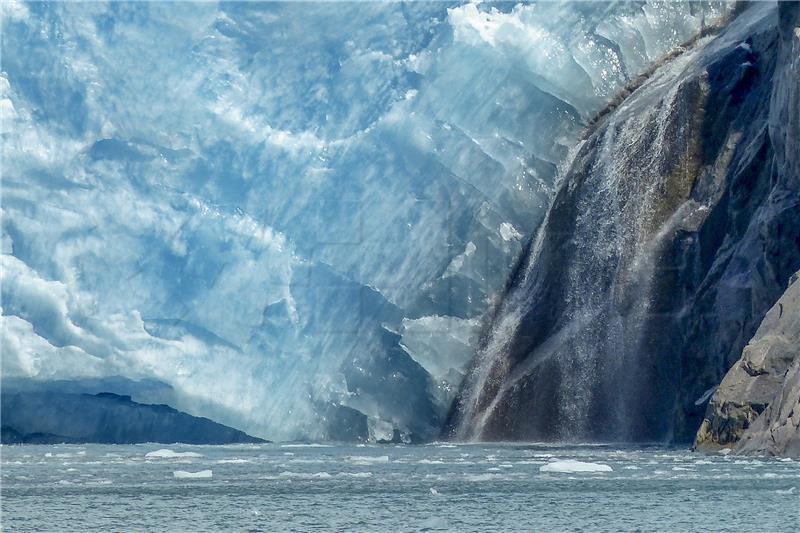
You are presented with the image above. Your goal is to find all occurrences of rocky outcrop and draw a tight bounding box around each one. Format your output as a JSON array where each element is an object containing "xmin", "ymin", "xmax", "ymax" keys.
[
  {"xmin": 695, "ymin": 272, "xmax": 800, "ymax": 456},
  {"xmin": 448, "ymin": 2, "xmax": 800, "ymax": 443},
  {"xmin": 0, "ymin": 392, "xmax": 267, "ymax": 444}
]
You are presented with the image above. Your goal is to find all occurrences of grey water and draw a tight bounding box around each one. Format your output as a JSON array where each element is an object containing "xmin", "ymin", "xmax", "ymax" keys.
[{"xmin": 2, "ymin": 443, "xmax": 799, "ymax": 532}]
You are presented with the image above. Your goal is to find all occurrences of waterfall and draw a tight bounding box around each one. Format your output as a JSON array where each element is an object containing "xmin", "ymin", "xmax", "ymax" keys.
[{"xmin": 449, "ymin": 2, "xmax": 799, "ymax": 443}]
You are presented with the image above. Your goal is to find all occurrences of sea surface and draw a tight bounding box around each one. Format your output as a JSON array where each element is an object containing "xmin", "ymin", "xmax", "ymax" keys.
[{"xmin": 1, "ymin": 443, "xmax": 798, "ymax": 532}]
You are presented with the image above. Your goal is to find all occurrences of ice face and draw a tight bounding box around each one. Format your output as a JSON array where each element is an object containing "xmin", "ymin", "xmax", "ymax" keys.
[{"xmin": 1, "ymin": 1, "xmax": 732, "ymax": 441}]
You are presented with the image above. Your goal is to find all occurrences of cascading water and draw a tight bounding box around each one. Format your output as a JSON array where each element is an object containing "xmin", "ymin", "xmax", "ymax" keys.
[
  {"xmin": 452, "ymin": 56, "xmax": 707, "ymax": 441},
  {"xmin": 449, "ymin": 1, "xmax": 800, "ymax": 443}
]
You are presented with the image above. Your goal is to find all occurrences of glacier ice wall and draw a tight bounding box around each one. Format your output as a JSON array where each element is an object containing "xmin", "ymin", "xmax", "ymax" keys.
[{"xmin": 1, "ymin": 1, "xmax": 731, "ymax": 441}]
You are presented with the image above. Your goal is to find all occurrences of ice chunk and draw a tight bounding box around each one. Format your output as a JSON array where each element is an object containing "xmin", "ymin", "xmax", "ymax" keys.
[
  {"xmin": 277, "ymin": 472, "xmax": 332, "ymax": 479},
  {"xmin": 540, "ymin": 460, "xmax": 613, "ymax": 473},
  {"xmin": 173, "ymin": 470, "xmax": 212, "ymax": 479},
  {"xmin": 347, "ymin": 455, "xmax": 389, "ymax": 463},
  {"xmin": 499, "ymin": 222, "xmax": 522, "ymax": 242},
  {"xmin": 146, "ymin": 449, "xmax": 203, "ymax": 459}
]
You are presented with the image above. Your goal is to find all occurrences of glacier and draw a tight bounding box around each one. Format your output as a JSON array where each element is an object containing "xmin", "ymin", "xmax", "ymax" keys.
[{"xmin": 0, "ymin": 1, "xmax": 732, "ymax": 441}]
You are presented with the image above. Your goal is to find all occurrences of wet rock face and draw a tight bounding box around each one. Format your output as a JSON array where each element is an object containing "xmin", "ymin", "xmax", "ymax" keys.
[
  {"xmin": 449, "ymin": 3, "xmax": 800, "ymax": 443},
  {"xmin": 695, "ymin": 272, "xmax": 800, "ymax": 456}
]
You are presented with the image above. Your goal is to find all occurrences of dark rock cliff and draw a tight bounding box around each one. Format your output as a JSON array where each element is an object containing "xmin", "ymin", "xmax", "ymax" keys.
[
  {"xmin": 448, "ymin": 2, "xmax": 800, "ymax": 444},
  {"xmin": 694, "ymin": 2, "xmax": 800, "ymax": 457}
]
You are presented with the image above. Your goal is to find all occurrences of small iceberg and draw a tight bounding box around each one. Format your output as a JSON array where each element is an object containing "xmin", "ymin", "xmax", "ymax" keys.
[
  {"xmin": 173, "ymin": 470, "xmax": 212, "ymax": 479},
  {"xmin": 146, "ymin": 449, "xmax": 203, "ymax": 459},
  {"xmin": 540, "ymin": 460, "xmax": 613, "ymax": 473},
  {"xmin": 347, "ymin": 455, "xmax": 389, "ymax": 463}
]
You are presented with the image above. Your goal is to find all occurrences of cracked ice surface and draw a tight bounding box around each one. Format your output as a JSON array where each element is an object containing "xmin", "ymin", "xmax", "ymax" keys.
[{"xmin": 1, "ymin": 1, "xmax": 731, "ymax": 440}]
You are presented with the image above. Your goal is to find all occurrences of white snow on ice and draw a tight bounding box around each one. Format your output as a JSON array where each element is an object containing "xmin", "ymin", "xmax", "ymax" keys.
[
  {"xmin": 173, "ymin": 470, "xmax": 212, "ymax": 479},
  {"xmin": 540, "ymin": 460, "xmax": 613, "ymax": 474},
  {"xmin": 146, "ymin": 449, "xmax": 203, "ymax": 459}
]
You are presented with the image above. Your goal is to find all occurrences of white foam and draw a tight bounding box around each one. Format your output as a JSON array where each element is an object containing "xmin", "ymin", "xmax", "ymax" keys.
[
  {"xmin": 464, "ymin": 473, "xmax": 499, "ymax": 482},
  {"xmin": 540, "ymin": 460, "xmax": 612, "ymax": 474},
  {"xmin": 280, "ymin": 444, "xmax": 332, "ymax": 448},
  {"xmin": 146, "ymin": 449, "xmax": 203, "ymax": 459},
  {"xmin": 173, "ymin": 470, "xmax": 212, "ymax": 479},
  {"xmin": 216, "ymin": 459, "xmax": 250, "ymax": 464}
]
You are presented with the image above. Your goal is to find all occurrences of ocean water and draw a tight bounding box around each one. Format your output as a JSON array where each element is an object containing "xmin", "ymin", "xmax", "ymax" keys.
[{"xmin": 1, "ymin": 443, "xmax": 798, "ymax": 532}]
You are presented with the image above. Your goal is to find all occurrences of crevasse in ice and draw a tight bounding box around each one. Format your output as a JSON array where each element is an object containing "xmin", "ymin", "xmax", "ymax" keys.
[{"xmin": 0, "ymin": 1, "xmax": 731, "ymax": 440}]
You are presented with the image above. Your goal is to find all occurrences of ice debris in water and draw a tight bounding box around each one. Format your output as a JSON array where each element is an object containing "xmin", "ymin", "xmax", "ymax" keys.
[
  {"xmin": 173, "ymin": 470, "xmax": 213, "ymax": 479},
  {"xmin": 347, "ymin": 455, "xmax": 389, "ymax": 463},
  {"xmin": 540, "ymin": 460, "xmax": 613, "ymax": 474},
  {"xmin": 146, "ymin": 449, "xmax": 203, "ymax": 459}
]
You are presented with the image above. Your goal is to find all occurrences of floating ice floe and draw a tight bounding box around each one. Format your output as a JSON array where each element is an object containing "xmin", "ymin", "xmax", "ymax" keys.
[
  {"xmin": 146, "ymin": 449, "xmax": 203, "ymax": 459},
  {"xmin": 276, "ymin": 471, "xmax": 332, "ymax": 479},
  {"xmin": 173, "ymin": 470, "xmax": 212, "ymax": 479},
  {"xmin": 338, "ymin": 472, "xmax": 372, "ymax": 478},
  {"xmin": 347, "ymin": 455, "xmax": 389, "ymax": 463},
  {"xmin": 540, "ymin": 460, "xmax": 613, "ymax": 474}
]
